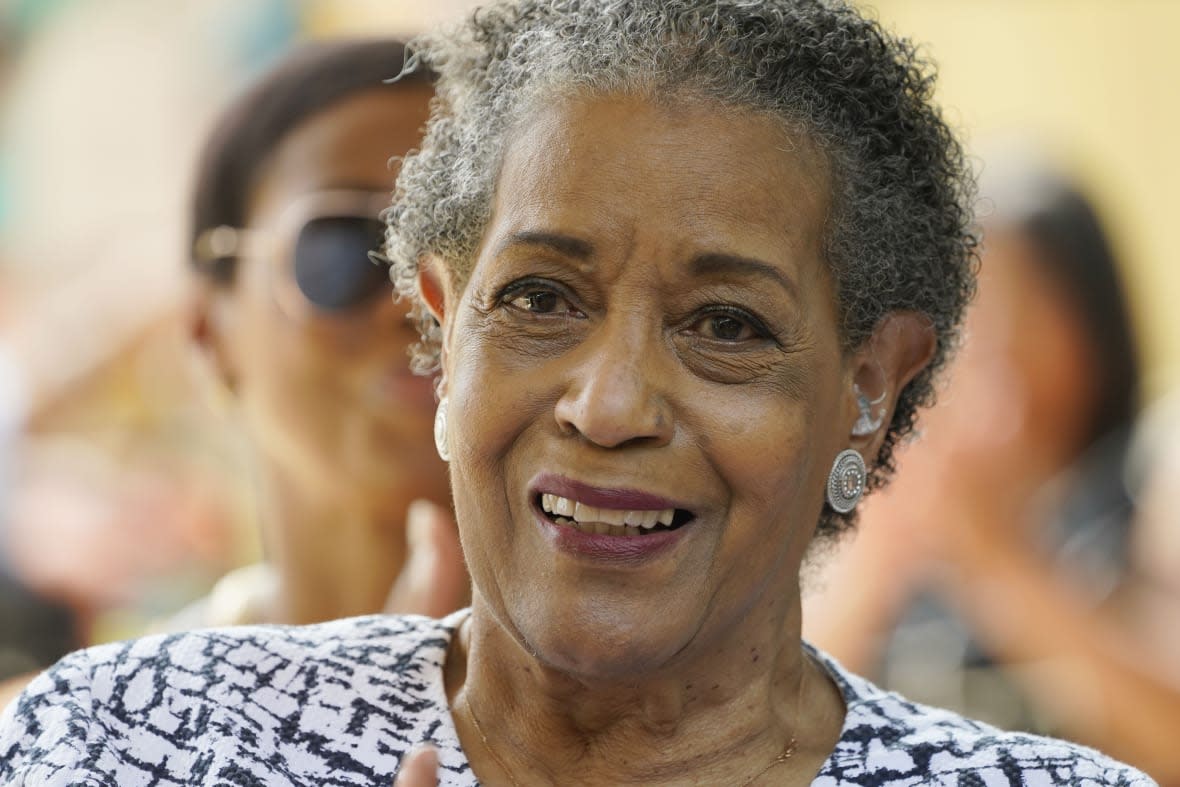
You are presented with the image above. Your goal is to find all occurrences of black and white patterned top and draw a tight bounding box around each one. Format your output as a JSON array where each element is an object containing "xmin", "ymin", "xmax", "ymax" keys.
[{"xmin": 0, "ymin": 611, "xmax": 1153, "ymax": 786}]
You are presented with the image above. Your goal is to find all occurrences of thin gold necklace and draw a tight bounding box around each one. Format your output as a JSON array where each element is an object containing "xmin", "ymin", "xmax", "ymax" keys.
[
  {"xmin": 465, "ymin": 698, "xmax": 798, "ymax": 787},
  {"xmin": 738, "ymin": 736, "xmax": 798, "ymax": 786},
  {"xmin": 465, "ymin": 698, "xmax": 523, "ymax": 787}
]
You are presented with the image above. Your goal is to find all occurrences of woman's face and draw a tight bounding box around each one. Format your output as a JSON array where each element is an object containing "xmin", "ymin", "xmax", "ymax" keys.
[
  {"xmin": 918, "ymin": 227, "xmax": 1099, "ymax": 495},
  {"xmin": 440, "ymin": 93, "xmax": 855, "ymax": 676},
  {"xmin": 214, "ymin": 85, "xmax": 449, "ymax": 513}
]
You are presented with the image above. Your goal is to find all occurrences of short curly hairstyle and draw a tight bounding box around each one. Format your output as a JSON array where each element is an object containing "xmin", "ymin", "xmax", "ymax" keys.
[{"xmin": 386, "ymin": 0, "xmax": 978, "ymax": 537}]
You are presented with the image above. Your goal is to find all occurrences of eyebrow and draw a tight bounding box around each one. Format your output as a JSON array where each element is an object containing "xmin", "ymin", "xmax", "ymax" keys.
[
  {"xmin": 495, "ymin": 230, "xmax": 594, "ymax": 259},
  {"xmin": 690, "ymin": 252, "xmax": 798, "ymax": 300},
  {"xmin": 495, "ymin": 231, "xmax": 798, "ymax": 299}
]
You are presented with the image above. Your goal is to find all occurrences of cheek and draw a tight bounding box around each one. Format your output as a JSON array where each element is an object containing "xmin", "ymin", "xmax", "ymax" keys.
[
  {"xmin": 689, "ymin": 390, "xmax": 827, "ymax": 613},
  {"xmin": 247, "ymin": 327, "xmax": 336, "ymax": 406},
  {"xmin": 708, "ymin": 355, "xmax": 842, "ymax": 529},
  {"xmin": 719, "ymin": 398, "xmax": 817, "ymax": 512},
  {"xmin": 445, "ymin": 324, "xmax": 548, "ymax": 493},
  {"xmin": 444, "ymin": 330, "xmax": 537, "ymax": 592},
  {"xmin": 232, "ymin": 286, "xmax": 354, "ymax": 448},
  {"xmin": 446, "ymin": 284, "xmax": 568, "ymax": 418}
]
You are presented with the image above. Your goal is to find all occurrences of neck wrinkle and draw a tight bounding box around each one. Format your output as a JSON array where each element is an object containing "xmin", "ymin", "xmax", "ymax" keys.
[{"xmin": 453, "ymin": 593, "xmax": 820, "ymax": 785}]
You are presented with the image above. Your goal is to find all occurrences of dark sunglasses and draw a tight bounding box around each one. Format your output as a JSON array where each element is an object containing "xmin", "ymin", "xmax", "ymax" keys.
[
  {"xmin": 195, "ymin": 190, "xmax": 396, "ymax": 319},
  {"xmin": 290, "ymin": 214, "xmax": 389, "ymax": 312}
]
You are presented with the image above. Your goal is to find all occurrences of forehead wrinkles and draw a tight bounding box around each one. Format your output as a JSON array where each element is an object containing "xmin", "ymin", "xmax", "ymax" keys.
[{"xmin": 487, "ymin": 92, "xmax": 832, "ymax": 266}]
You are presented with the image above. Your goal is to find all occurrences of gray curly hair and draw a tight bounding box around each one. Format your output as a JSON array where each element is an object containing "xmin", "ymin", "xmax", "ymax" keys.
[{"xmin": 386, "ymin": 0, "xmax": 978, "ymax": 537}]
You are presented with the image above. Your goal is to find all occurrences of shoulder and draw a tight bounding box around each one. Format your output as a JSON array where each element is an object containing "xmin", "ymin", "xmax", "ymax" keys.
[
  {"xmin": 0, "ymin": 613, "xmax": 472, "ymax": 786},
  {"xmin": 8, "ymin": 612, "xmax": 453, "ymax": 711},
  {"xmin": 808, "ymin": 644, "xmax": 1156, "ymax": 786}
]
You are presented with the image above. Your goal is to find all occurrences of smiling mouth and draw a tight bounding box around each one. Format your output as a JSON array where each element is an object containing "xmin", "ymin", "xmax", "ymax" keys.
[{"xmin": 538, "ymin": 493, "xmax": 693, "ymax": 537}]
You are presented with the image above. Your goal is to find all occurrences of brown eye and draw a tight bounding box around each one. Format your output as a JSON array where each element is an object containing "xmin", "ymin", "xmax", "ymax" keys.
[
  {"xmin": 501, "ymin": 278, "xmax": 583, "ymax": 317},
  {"xmin": 511, "ymin": 289, "xmax": 561, "ymax": 313},
  {"xmin": 689, "ymin": 309, "xmax": 766, "ymax": 342},
  {"xmin": 707, "ymin": 314, "xmax": 751, "ymax": 341}
]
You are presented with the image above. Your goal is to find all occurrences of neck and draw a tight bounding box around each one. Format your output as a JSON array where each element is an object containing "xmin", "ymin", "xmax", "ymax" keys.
[
  {"xmin": 253, "ymin": 464, "xmax": 409, "ymax": 625},
  {"xmin": 448, "ymin": 593, "xmax": 843, "ymax": 786}
]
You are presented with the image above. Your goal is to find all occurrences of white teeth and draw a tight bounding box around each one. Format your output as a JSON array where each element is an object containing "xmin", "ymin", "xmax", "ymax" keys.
[
  {"xmin": 600, "ymin": 507, "xmax": 627, "ymax": 526},
  {"xmin": 541, "ymin": 493, "xmax": 677, "ymax": 531},
  {"xmin": 567, "ymin": 520, "xmax": 642, "ymax": 538}
]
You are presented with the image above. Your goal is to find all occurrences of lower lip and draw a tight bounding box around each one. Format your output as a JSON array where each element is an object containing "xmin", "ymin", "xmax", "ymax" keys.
[{"xmin": 536, "ymin": 509, "xmax": 688, "ymax": 565}]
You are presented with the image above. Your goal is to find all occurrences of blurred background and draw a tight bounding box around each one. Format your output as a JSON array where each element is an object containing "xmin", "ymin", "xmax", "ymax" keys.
[
  {"xmin": 0, "ymin": 0, "xmax": 483, "ymax": 665},
  {"xmin": 0, "ymin": 0, "xmax": 1177, "ymax": 779}
]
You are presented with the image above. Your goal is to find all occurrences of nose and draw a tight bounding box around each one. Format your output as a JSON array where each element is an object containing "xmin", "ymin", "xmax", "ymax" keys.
[{"xmin": 553, "ymin": 319, "xmax": 673, "ymax": 449}]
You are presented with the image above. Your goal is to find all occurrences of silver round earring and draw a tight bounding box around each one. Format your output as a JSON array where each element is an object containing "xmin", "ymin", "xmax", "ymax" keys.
[
  {"xmin": 826, "ymin": 448, "xmax": 866, "ymax": 514},
  {"xmin": 434, "ymin": 397, "xmax": 451, "ymax": 462}
]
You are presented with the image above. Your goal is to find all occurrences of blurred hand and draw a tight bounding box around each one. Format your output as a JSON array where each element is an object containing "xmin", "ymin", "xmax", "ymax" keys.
[
  {"xmin": 384, "ymin": 499, "xmax": 468, "ymax": 617},
  {"xmin": 393, "ymin": 745, "xmax": 439, "ymax": 787}
]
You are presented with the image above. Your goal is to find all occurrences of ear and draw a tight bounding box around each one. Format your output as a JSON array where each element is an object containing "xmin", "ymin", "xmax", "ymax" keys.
[
  {"xmin": 844, "ymin": 311, "xmax": 936, "ymax": 461},
  {"xmin": 188, "ymin": 280, "xmax": 239, "ymax": 394},
  {"xmin": 416, "ymin": 256, "xmax": 455, "ymax": 393},
  {"xmin": 416, "ymin": 256, "xmax": 449, "ymax": 326}
]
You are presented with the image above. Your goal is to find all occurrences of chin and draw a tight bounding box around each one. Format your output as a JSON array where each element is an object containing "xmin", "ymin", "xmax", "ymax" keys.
[{"xmin": 512, "ymin": 596, "xmax": 695, "ymax": 683}]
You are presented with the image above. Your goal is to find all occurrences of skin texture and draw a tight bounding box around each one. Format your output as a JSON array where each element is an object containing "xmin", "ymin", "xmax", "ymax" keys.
[
  {"xmin": 411, "ymin": 93, "xmax": 935, "ymax": 786},
  {"xmin": 192, "ymin": 85, "xmax": 458, "ymax": 625}
]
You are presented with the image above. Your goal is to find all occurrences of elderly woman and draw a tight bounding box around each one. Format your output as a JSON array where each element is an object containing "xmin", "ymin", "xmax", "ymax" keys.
[{"xmin": 0, "ymin": 1, "xmax": 1151, "ymax": 785}]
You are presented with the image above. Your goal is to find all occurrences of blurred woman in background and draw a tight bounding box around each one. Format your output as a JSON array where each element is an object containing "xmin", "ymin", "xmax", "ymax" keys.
[
  {"xmin": 0, "ymin": 38, "xmax": 467, "ymax": 711},
  {"xmin": 180, "ymin": 38, "xmax": 464, "ymax": 628},
  {"xmin": 805, "ymin": 153, "xmax": 1180, "ymax": 782}
]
